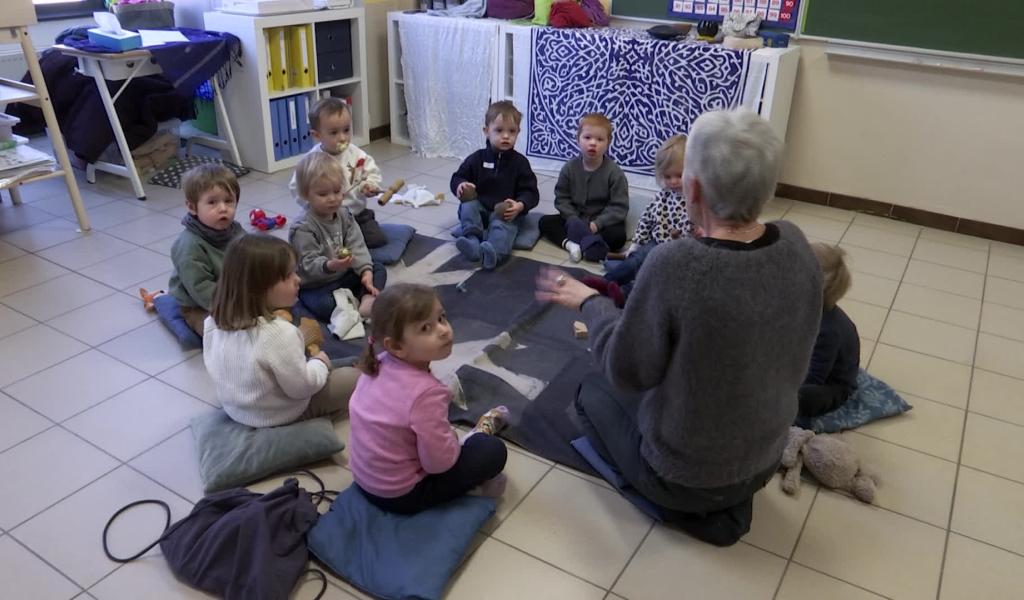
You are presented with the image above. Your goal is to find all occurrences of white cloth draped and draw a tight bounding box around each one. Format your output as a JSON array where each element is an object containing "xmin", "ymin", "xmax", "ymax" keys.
[{"xmin": 399, "ymin": 14, "xmax": 499, "ymax": 158}]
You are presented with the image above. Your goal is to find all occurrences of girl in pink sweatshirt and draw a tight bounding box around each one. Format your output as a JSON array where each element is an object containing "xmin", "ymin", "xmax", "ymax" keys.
[{"xmin": 347, "ymin": 283, "xmax": 509, "ymax": 514}]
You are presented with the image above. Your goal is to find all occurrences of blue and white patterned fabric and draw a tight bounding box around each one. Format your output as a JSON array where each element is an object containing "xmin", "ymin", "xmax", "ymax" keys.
[
  {"xmin": 527, "ymin": 28, "xmax": 752, "ymax": 175},
  {"xmin": 795, "ymin": 369, "xmax": 914, "ymax": 433}
]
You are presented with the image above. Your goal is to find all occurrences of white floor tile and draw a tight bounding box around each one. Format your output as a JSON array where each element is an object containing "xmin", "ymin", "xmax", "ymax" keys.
[
  {"xmin": 0, "ymin": 254, "xmax": 69, "ymax": 297},
  {"xmin": 912, "ymin": 239, "xmax": 988, "ymax": 273},
  {"xmin": 777, "ymin": 564, "xmax": 886, "ymax": 600},
  {"xmin": 493, "ymin": 469, "xmax": 652, "ymax": 588},
  {"xmin": 951, "ymin": 467, "xmax": 1024, "ymax": 555},
  {"xmin": 0, "ymin": 238, "xmax": 27, "ymax": 262},
  {"xmin": 879, "ymin": 311, "xmax": 976, "ymax": 365},
  {"xmin": 838, "ymin": 299, "xmax": 888, "ymax": 341},
  {"xmin": 975, "ymin": 333, "xmax": 1024, "ymax": 380},
  {"xmin": 902, "ymin": 260, "xmax": 984, "ymax": 299},
  {"xmin": 843, "ymin": 433, "xmax": 956, "ymax": 527},
  {"xmin": 102, "ymin": 213, "xmax": 183, "ymax": 246},
  {"xmin": 482, "ymin": 448, "xmax": 550, "ymax": 531},
  {"xmin": 64, "ymin": 379, "xmax": 214, "ymax": 461},
  {"xmin": 867, "ymin": 344, "xmax": 971, "ymax": 408},
  {"xmin": 850, "ymin": 213, "xmax": 921, "ymax": 236},
  {"xmin": 0, "ymin": 218, "xmax": 86, "ymax": 252},
  {"xmin": 36, "ymin": 233, "xmax": 137, "ymax": 271},
  {"xmin": 445, "ymin": 538, "xmax": 605, "ymax": 600},
  {"xmin": 144, "ymin": 235, "xmax": 177, "ymax": 257},
  {"xmin": 0, "ymin": 324, "xmax": 89, "ymax": 388},
  {"xmin": 1, "ymin": 273, "xmax": 116, "ymax": 322},
  {"xmin": 613, "ymin": 525, "xmax": 786, "ymax": 600},
  {"xmin": 979, "ymin": 301, "xmax": 1024, "ymax": 342},
  {"xmin": 985, "ymin": 275, "xmax": 1024, "ymax": 310},
  {"xmin": 0, "ymin": 392, "xmax": 51, "ymax": 452},
  {"xmin": 961, "ymin": 413, "xmax": 1024, "ymax": 484},
  {"xmin": 0, "ymin": 536, "xmax": 81, "ymax": 600},
  {"xmin": 786, "ymin": 202, "xmax": 854, "ymax": 223},
  {"xmin": 987, "ymin": 251, "xmax": 1024, "ymax": 283},
  {"xmin": 155, "ymin": 354, "xmax": 218, "ymax": 406},
  {"xmin": 47, "ymin": 293, "xmax": 155, "ymax": 346},
  {"xmin": 11, "ymin": 466, "xmax": 193, "ymax": 588},
  {"xmin": 98, "ymin": 320, "xmax": 200, "ymax": 376},
  {"xmin": 3, "ymin": 350, "xmax": 147, "ymax": 423},
  {"xmin": 745, "ymin": 474, "xmax": 816, "ymax": 557},
  {"xmin": 89, "ymin": 556, "xmax": 217, "ymax": 600},
  {"xmin": 785, "ymin": 213, "xmax": 849, "ymax": 243},
  {"xmin": 793, "ymin": 491, "xmax": 945, "ymax": 600},
  {"xmin": 0, "ymin": 427, "xmax": 118, "ymax": 529},
  {"xmin": 79, "ymin": 248, "xmax": 171, "ymax": 290},
  {"xmin": 0, "ymin": 204, "xmax": 54, "ymax": 235},
  {"xmin": 841, "ymin": 224, "xmax": 917, "ymax": 257},
  {"xmin": 0, "ymin": 303, "xmax": 35, "ymax": 339},
  {"xmin": 844, "ymin": 271, "xmax": 899, "ymax": 307},
  {"xmin": 919, "ymin": 228, "xmax": 990, "ymax": 251},
  {"xmin": 82, "ymin": 201, "xmax": 156, "ymax": 230},
  {"xmin": 892, "ymin": 283, "xmax": 981, "ymax": 329},
  {"xmin": 940, "ymin": 534, "xmax": 1024, "ymax": 600},
  {"xmin": 129, "ymin": 429, "xmax": 205, "ymax": 504},
  {"xmin": 857, "ymin": 393, "xmax": 964, "ymax": 461},
  {"xmin": 969, "ymin": 368, "xmax": 1024, "ymax": 427},
  {"xmin": 838, "ymin": 243, "xmax": 908, "ymax": 281}
]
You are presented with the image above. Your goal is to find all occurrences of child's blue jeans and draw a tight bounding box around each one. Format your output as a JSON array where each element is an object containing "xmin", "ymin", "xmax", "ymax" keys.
[
  {"xmin": 605, "ymin": 243, "xmax": 657, "ymax": 291},
  {"xmin": 299, "ymin": 262, "xmax": 387, "ymax": 322},
  {"xmin": 458, "ymin": 200, "xmax": 523, "ymax": 261}
]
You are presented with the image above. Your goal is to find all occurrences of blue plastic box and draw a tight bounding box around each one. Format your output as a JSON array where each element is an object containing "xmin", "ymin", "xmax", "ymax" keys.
[{"xmin": 87, "ymin": 28, "xmax": 143, "ymax": 51}]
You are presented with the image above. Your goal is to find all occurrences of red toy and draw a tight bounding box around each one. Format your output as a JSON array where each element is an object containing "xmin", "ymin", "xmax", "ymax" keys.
[{"xmin": 249, "ymin": 208, "xmax": 287, "ymax": 231}]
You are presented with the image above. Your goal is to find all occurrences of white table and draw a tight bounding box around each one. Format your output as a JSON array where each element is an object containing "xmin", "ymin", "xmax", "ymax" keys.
[{"xmin": 54, "ymin": 45, "xmax": 241, "ymax": 201}]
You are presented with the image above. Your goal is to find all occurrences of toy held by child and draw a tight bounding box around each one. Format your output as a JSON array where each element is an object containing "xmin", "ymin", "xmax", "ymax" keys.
[
  {"xmin": 289, "ymin": 151, "xmax": 387, "ymax": 323},
  {"xmin": 450, "ymin": 100, "xmax": 540, "ymax": 270},
  {"xmin": 288, "ymin": 97, "xmax": 388, "ymax": 248},
  {"xmin": 798, "ymin": 243, "xmax": 860, "ymax": 419},
  {"xmin": 167, "ymin": 164, "xmax": 246, "ymax": 337},
  {"xmin": 348, "ymin": 283, "xmax": 510, "ymax": 514},
  {"xmin": 583, "ymin": 134, "xmax": 691, "ymax": 306},
  {"xmin": 203, "ymin": 234, "xmax": 361, "ymax": 428},
  {"xmin": 538, "ymin": 113, "xmax": 629, "ymax": 262}
]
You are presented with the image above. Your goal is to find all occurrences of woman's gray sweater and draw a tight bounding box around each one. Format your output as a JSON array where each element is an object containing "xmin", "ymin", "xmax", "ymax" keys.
[{"xmin": 582, "ymin": 220, "xmax": 822, "ymax": 488}]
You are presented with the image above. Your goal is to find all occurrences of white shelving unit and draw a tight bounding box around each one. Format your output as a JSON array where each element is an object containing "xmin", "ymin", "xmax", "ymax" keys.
[
  {"xmin": 205, "ymin": 7, "xmax": 369, "ymax": 173},
  {"xmin": 0, "ymin": 1, "xmax": 90, "ymax": 230}
]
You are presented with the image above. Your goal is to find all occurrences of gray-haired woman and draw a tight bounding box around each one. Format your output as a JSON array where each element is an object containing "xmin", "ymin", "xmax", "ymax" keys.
[{"xmin": 536, "ymin": 110, "xmax": 822, "ymax": 546}]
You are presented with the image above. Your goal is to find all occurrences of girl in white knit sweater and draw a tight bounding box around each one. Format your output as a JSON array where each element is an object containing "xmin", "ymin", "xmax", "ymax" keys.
[{"xmin": 203, "ymin": 234, "xmax": 360, "ymax": 427}]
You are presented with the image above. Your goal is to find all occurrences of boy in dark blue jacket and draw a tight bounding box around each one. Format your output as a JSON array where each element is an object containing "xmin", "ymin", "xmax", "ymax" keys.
[
  {"xmin": 799, "ymin": 243, "xmax": 861, "ymax": 418},
  {"xmin": 450, "ymin": 101, "xmax": 539, "ymax": 270}
]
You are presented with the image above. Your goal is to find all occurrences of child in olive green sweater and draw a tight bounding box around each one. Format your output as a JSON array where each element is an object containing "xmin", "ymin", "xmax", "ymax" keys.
[{"xmin": 167, "ymin": 164, "xmax": 245, "ymax": 336}]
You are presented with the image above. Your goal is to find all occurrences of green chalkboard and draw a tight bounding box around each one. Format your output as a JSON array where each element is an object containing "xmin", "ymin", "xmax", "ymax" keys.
[
  {"xmin": 611, "ymin": 0, "xmax": 675, "ymax": 21},
  {"xmin": 802, "ymin": 1, "xmax": 1024, "ymax": 60}
]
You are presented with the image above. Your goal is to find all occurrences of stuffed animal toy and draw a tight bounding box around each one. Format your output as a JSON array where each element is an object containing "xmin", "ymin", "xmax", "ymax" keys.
[
  {"xmin": 249, "ymin": 208, "xmax": 287, "ymax": 231},
  {"xmin": 273, "ymin": 310, "xmax": 325, "ymax": 357},
  {"xmin": 780, "ymin": 426, "xmax": 878, "ymax": 504}
]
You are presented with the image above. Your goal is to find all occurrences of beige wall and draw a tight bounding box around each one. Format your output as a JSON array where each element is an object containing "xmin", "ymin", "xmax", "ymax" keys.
[
  {"xmin": 781, "ymin": 40, "xmax": 1024, "ymax": 228},
  {"xmin": 365, "ymin": 0, "xmax": 417, "ymax": 129}
]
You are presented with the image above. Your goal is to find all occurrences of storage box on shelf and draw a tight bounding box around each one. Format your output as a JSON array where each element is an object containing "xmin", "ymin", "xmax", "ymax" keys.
[{"xmin": 204, "ymin": 7, "xmax": 369, "ymax": 173}]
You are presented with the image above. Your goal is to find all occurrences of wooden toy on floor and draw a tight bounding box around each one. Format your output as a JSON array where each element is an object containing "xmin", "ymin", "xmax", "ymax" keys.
[
  {"xmin": 573, "ymin": 321, "xmax": 588, "ymax": 339},
  {"xmin": 377, "ymin": 179, "xmax": 405, "ymax": 206}
]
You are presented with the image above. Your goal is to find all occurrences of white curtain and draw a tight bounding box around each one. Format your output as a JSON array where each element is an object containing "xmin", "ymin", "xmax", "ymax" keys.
[{"xmin": 399, "ymin": 14, "xmax": 499, "ymax": 158}]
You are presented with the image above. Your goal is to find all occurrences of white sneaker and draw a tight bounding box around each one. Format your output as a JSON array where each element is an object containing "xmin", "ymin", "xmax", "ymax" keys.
[{"xmin": 565, "ymin": 240, "xmax": 582, "ymax": 263}]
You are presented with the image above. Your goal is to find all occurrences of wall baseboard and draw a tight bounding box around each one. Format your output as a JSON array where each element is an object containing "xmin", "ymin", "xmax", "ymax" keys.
[
  {"xmin": 369, "ymin": 124, "xmax": 391, "ymax": 142},
  {"xmin": 775, "ymin": 183, "xmax": 1024, "ymax": 246}
]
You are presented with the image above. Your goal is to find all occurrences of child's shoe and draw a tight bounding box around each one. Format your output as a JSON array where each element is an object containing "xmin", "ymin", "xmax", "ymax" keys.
[
  {"xmin": 473, "ymin": 405, "xmax": 510, "ymax": 436},
  {"xmin": 456, "ymin": 236, "xmax": 482, "ymax": 261},
  {"xmin": 480, "ymin": 241, "xmax": 498, "ymax": 270},
  {"xmin": 563, "ymin": 240, "xmax": 582, "ymax": 263}
]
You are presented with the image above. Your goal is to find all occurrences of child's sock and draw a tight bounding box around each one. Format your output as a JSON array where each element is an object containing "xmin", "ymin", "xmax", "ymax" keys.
[
  {"xmin": 476, "ymin": 473, "xmax": 507, "ymax": 498},
  {"xmin": 472, "ymin": 405, "xmax": 510, "ymax": 436},
  {"xmin": 480, "ymin": 241, "xmax": 497, "ymax": 270},
  {"xmin": 563, "ymin": 239, "xmax": 582, "ymax": 263},
  {"xmin": 607, "ymin": 281, "xmax": 625, "ymax": 308},
  {"xmin": 455, "ymin": 236, "xmax": 482, "ymax": 262},
  {"xmin": 581, "ymin": 275, "xmax": 610, "ymax": 296}
]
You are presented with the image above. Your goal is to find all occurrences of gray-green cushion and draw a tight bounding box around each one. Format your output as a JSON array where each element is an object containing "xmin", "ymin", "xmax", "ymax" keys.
[{"xmin": 191, "ymin": 410, "xmax": 344, "ymax": 493}]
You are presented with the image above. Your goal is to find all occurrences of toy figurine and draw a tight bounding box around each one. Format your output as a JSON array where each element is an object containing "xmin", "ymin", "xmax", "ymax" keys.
[{"xmin": 249, "ymin": 208, "xmax": 287, "ymax": 231}]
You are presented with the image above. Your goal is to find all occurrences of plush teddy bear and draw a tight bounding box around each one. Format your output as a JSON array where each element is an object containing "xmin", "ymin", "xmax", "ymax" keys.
[
  {"xmin": 780, "ymin": 426, "xmax": 879, "ymax": 504},
  {"xmin": 272, "ymin": 309, "xmax": 324, "ymax": 357}
]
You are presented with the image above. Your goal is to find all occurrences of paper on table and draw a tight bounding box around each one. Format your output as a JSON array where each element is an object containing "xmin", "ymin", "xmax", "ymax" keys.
[{"xmin": 138, "ymin": 29, "xmax": 189, "ymax": 46}]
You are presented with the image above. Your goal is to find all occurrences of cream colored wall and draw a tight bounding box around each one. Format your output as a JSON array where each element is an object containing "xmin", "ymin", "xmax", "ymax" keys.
[
  {"xmin": 781, "ymin": 40, "xmax": 1024, "ymax": 228},
  {"xmin": 365, "ymin": 0, "xmax": 417, "ymax": 129}
]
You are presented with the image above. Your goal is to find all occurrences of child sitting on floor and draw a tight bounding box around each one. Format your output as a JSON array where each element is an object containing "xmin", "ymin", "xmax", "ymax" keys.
[
  {"xmin": 203, "ymin": 234, "xmax": 361, "ymax": 427},
  {"xmin": 451, "ymin": 100, "xmax": 540, "ymax": 270},
  {"xmin": 799, "ymin": 243, "xmax": 861, "ymax": 418},
  {"xmin": 348, "ymin": 283, "xmax": 510, "ymax": 514},
  {"xmin": 583, "ymin": 134, "xmax": 691, "ymax": 306},
  {"xmin": 289, "ymin": 97, "xmax": 387, "ymax": 248},
  {"xmin": 289, "ymin": 152, "xmax": 386, "ymax": 322},
  {"xmin": 538, "ymin": 112, "xmax": 629, "ymax": 262},
  {"xmin": 165, "ymin": 164, "xmax": 245, "ymax": 337}
]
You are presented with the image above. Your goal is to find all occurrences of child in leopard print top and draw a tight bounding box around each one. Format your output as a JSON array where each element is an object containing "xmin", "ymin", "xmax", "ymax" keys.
[{"xmin": 584, "ymin": 135, "xmax": 691, "ymax": 306}]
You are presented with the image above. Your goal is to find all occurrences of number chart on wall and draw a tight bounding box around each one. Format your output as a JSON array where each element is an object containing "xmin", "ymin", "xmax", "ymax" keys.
[{"xmin": 668, "ymin": 0, "xmax": 801, "ymax": 30}]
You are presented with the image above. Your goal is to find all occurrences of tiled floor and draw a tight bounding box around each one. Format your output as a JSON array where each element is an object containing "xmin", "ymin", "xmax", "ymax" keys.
[{"xmin": 1, "ymin": 140, "xmax": 1023, "ymax": 599}]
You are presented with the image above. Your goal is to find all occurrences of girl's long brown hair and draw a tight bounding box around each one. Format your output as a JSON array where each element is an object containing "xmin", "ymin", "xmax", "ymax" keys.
[
  {"xmin": 210, "ymin": 234, "xmax": 297, "ymax": 331},
  {"xmin": 358, "ymin": 283, "xmax": 439, "ymax": 376}
]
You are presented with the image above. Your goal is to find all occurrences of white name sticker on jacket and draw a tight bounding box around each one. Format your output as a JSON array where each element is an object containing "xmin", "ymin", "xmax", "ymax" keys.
[{"xmin": 483, "ymin": 162, "xmax": 495, "ymax": 169}]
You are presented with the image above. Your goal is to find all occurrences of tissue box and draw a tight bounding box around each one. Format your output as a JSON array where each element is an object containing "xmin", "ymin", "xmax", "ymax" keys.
[{"xmin": 87, "ymin": 28, "xmax": 142, "ymax": 51}]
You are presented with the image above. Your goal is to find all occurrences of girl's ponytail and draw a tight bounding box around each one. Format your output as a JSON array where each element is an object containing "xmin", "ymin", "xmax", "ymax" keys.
[{"xmin": 358, "ymin": 337, "xmax": 380, "ymax": 376}]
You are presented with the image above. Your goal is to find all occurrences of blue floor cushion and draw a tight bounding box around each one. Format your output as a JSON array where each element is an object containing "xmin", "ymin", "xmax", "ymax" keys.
[
  {"xmin": 795, "ymin": 369, "xmax": 913, "ymax": 433},
  {"xmin": 450, "ymin": 211, "xmax": 542, "ymax": 250},
  {"xmin": 571, "ymin": 437, "xmax": 664, "ymax": 522},
  {"xmin": 191, "ymin": 411, "xmax": 344, "ymax": 493},
  {"xmin": 369, "ymin": 223, "xmax": 416, "ymax": 264},
  {"xmin": 308, "ymin": 485, "xmax": 495, "ymax": 600},
  {"xmin": 152, "ymin": 294, "xmax": 202, "ymax": 349}
]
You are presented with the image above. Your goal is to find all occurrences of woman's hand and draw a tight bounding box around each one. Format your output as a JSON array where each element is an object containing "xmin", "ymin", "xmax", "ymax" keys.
[{"xmin": 535, "ymin": 266, "xmax": 599, "ymax": 311}]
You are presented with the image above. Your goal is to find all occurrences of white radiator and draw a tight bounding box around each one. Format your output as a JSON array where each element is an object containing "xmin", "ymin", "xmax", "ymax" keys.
[{"xmin": 0, "ymin": 50, "xmax": 28, "ymax": 82}]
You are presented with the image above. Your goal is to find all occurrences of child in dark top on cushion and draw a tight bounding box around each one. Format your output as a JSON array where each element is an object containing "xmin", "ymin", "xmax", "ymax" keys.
[
  {"xmin": 799, "ymin": 243, "xmax": 860, "ymax": 418},
  {"xmin": 450, "ymin": 101, "xmax": 540, "ymax": 270}
]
